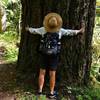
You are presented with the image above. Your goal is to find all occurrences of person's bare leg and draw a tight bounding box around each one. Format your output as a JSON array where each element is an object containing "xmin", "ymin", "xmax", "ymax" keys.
[
  {"xmin": 38, "ymin": 68, "xmax": 46, "ymax": 93},
  {"xmin": 49, "ymin": 70, "xmax": 56, "ymax": 94}
]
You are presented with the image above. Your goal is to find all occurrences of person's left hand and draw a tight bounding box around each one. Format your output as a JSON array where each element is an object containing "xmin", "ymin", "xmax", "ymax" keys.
[{"xmin": 25, "ymin": 26, "xmax": 29, "ymax": 31}]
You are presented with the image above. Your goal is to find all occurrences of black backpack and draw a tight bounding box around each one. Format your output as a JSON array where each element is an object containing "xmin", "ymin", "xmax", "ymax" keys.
[{"xmin": 39, "ymin": 32, "xmax": 61, "ymax": 55}]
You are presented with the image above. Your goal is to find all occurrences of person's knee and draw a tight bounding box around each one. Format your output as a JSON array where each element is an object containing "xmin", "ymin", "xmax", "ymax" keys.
[
  {"xmin": 39, "ymin": 69, "xmax": 46, "ymax": 76},
  {"xmin": 49, "ymin": 71, "xmax": 56, "ymax": 78}
]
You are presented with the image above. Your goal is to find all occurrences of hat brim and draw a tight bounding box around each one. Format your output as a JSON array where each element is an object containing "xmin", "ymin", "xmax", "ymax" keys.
[{"xmin": 43, "ymin": 13, "xmax": 63, "ymax": 32}]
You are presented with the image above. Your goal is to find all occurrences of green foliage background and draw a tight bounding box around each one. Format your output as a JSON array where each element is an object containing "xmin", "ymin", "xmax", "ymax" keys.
[
  {"xmin": 0, "ymin": 0, "xmax": 21, "ymax": 62},
  {"xmin": 91, "ymin": 0, "xmax": 100, "ymax": 83}
]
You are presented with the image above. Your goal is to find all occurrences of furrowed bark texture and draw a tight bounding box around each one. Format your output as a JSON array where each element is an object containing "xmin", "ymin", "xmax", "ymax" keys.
[{"xmin": 17, "ymin": 0, "xmax": 96, "ymax": 86}]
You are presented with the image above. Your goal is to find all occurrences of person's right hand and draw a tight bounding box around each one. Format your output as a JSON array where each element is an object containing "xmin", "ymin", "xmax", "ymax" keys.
[
  {"xmin": 25, "ymin": 26, "xmax": 29, "ymax": 31},
  {"xmin": 78, "ymin": 22, "xmax": 85, "ymax": 35}
]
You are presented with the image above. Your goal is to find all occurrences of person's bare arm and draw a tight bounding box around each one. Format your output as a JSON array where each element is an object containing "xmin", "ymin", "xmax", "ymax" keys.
[
  {"xmin": 60, "ymin": 23, "xmax": 85, "ymax": 36},
  {"xmin": 25, "ymin": 26, "xmax": 46, "ymax": 35}
]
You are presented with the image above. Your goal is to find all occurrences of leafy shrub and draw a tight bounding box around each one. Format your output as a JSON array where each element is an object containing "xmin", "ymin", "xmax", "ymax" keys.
[
  {"xmin": 76, "ymin": 95, "xmax": 83, "ymax": 100},
  {"xmin": 0, "ymin": 31, "xmax": 18, "ymax": 62},
  {"xmin": 91, "ymin": 12, "xmax": 100, "ymax": 83}
]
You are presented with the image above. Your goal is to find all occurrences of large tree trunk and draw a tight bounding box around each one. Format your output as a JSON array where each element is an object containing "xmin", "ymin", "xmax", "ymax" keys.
[{"xmin": 17, "ymin": 0, "xmax": 96, "ymax": 87}]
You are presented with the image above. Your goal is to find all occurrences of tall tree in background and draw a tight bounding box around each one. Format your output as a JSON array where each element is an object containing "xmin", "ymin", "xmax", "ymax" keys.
[{"xmin": 17, "ymin": 0, "xmax": 96, "ymax": 86}]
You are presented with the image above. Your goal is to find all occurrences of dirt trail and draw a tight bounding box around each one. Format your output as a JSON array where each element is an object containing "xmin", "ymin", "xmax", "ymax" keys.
[
  {"xmin": 0, "ymin": 46, "xmax": 16, "ymax": 100},
  {"xmin": 0, "ymin": 92, "xmax": 15, "ymax": 100}
]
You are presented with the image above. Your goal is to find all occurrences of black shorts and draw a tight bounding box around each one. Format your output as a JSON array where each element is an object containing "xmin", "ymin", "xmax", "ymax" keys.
[{"xmin": 40, "ymin": 54, "xmax": 59, "ymax": 71}]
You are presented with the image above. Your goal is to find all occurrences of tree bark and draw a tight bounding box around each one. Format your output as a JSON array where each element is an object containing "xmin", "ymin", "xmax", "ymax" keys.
[{"xmin": 17, "ymin": 0, "xmax": 96, "ymax": 86}]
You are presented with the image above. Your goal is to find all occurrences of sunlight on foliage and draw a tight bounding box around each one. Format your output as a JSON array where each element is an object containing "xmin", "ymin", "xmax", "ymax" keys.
[
  {"xmin": 0, "ymin": 0, "xmax": 20, "ymax": 62},
  {"xmin": 91, "ymin": 1, "xmax": 100, "ymax": 86},
  {"xmin": 92, "ymin": 27, "xmax": 100, "ymax": 64},
  {"xmin": 0, "ymin": 31, "xmax": 18, "ymax": 62}
]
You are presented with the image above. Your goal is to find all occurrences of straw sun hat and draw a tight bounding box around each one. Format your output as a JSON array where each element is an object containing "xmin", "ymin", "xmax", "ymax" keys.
[{"xmin": 43, "ymin": 13, "xmax": 63, "ymax": 32}]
